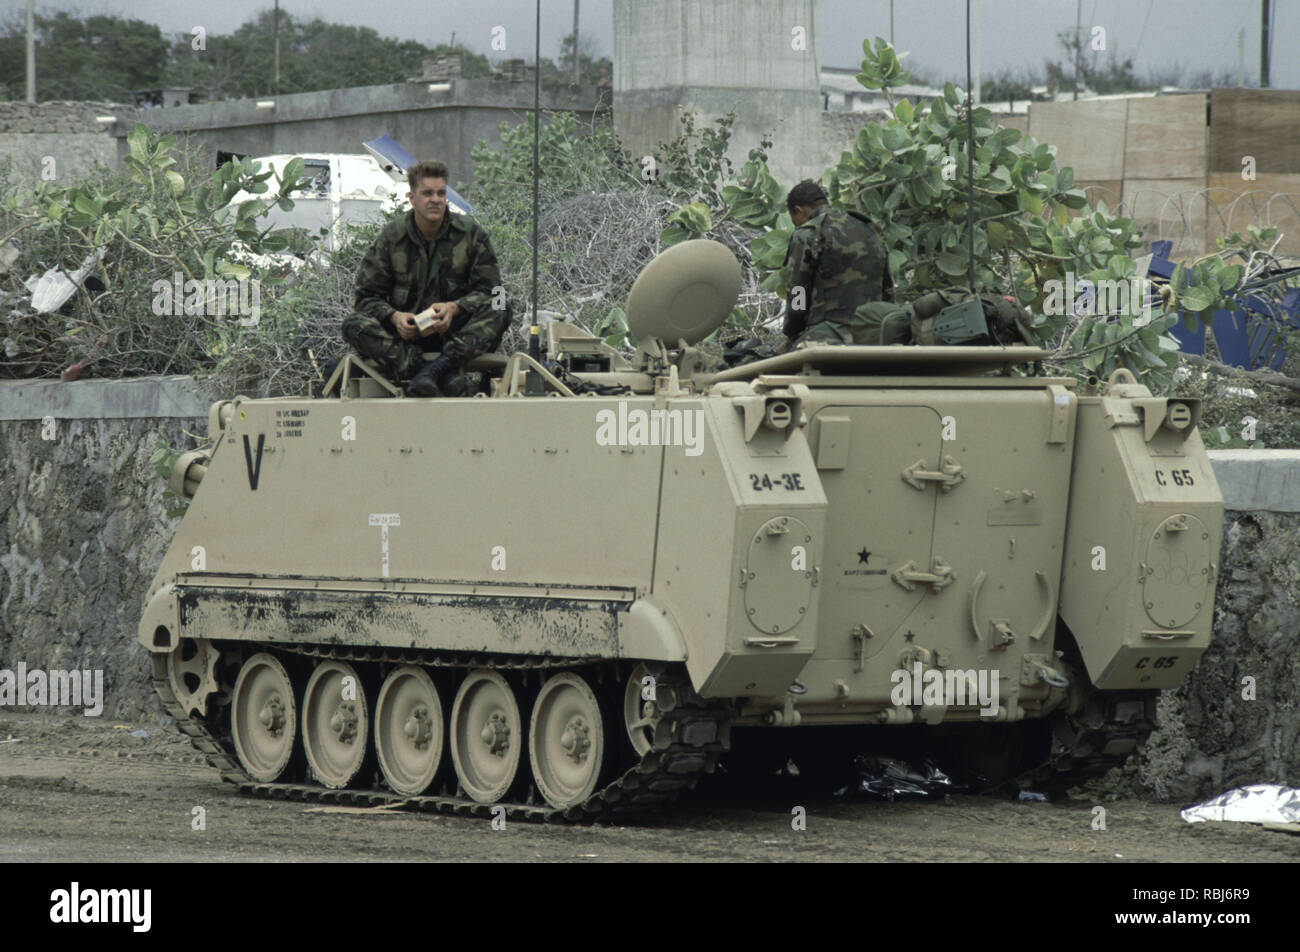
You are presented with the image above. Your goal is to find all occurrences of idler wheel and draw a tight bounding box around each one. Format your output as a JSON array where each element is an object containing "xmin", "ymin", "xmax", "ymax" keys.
[
  {"xmin": 166, "ymin": 636, "xmax": 220, "ymax": 717},
  {"xmin": 623, "ymin": 663, "xmax": 662, "ymax": 758}
]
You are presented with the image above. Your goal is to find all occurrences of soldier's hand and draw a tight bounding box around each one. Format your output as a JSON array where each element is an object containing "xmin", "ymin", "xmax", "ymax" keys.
[
  {"xmin": 426, "ymin": 301, "xmax": 460, "ymax": 334},
  {"xmin": 393, "ymin": 311, "xmax": 418, "ymax": 340}
]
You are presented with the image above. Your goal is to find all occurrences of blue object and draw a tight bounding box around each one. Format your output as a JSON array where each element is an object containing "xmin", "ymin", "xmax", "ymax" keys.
[
  {"xmin": 1210, "ymin": 306, "xmax": 1251, "ymax": 368},
  {"xmin": 363, "ymin": 134, "xmax": 418, "ymax": 174},
  {"xmin": 1147, "ymin": 241, "xmax": 1300, "ymax": 370},
  {"xmin": 1147, "ymin": 243, "xmax": 1205, "ymax": 356},
  {"xmin": 1235, "ymin": 291, "xmax": 1300, "ymax": 372},
  {"xmin": 362, "ymin": 135, "xmax": 475, "ymax": 216}
]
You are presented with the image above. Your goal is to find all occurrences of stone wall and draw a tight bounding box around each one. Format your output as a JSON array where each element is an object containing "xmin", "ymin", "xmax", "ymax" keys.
[
  {"xmin": 0, "ymin": 377, "xmax": 208, "ymax": 722},
  {"xmin": 0, "ymin": 101, "xmax": 127, "ymax": 133},
  {"xmin": 0, "ymin": 380, "xmax": 1297, "ymax": 803},
  {"xmin": 1136, "ymin": 506, "xmax": 1300, "ymax": 801},
  {"xmin": 1134, "ymin": 450, "xmax": 1300, "ymax": 800}
]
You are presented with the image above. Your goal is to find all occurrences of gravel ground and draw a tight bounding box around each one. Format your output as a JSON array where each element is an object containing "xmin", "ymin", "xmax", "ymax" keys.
[{"xmin": 0, "ymin": 711, "xmax": 1294, "ymax": 863}]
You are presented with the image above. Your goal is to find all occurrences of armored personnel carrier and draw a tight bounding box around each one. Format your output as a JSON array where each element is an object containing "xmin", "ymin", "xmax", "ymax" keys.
[{"xmin": 141, "ymin": 240, "xmax": 1223, "ymax": 820}]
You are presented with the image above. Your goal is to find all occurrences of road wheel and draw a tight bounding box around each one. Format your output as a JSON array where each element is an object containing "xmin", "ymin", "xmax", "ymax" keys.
[
  {"xmin": 374, "ymin": 665, "xmax": 444, "ymax": 796},
  {"xmin": 450, "ymin": 669, "xmax": 523, "ymax": 803},
  {"xmin": 302, "ymin": 660, "xmax": 369, "ymax": 789},
  {"xmin": 231, "ymin": 652, "xmax": 296, "ymax": 782},
  {"xmin": 529, "ymin": 672, "xmax": 605, "ymax": 809}
]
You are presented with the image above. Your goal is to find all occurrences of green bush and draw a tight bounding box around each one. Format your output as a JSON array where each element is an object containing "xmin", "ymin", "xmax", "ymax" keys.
[{"xmin": 1, "ymin": 124, "xmax": 309, "ymax": 385}]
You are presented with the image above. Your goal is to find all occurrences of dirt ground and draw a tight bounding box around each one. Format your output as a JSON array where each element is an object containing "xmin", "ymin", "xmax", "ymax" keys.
[{"xmin": 0, "ymin": 711, "xmax": 1293, "ymax": 863}]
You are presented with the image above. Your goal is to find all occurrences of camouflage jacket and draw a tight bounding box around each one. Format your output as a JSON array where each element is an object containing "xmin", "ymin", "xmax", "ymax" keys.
[
  {"xmin": 782, "ymin": 206, "xmax": 889, "ymax": 340},
  {"xmin": 354, "ymin": 209, "xmax": 508, "ymax": 359}
]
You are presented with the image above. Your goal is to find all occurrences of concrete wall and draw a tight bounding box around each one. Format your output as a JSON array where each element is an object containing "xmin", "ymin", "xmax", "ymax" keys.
[
  {"xmin": 1026, "ymin": 90, "xmax": 1300, "ymax": 257},
  {"xmin": 615, "ymin": 0, "xmax": 820, "ymax": 91},
  {"xmin": 0, "ymin": 379, "xmax": 1297, "ymax": 803},
  {"xmin": 815, "ymin": 110, "xmax": 880, "ymax": 175},
  {"xmin": 114, "ymin": 80, "xmax": 606, "ymax": 190},
  {"xmin": 0, "ymin": 102, "xmax": 122, "ymax": 191},
  {"xmin": 614, "ymin": 0, "xmax": 824, "ymax": 187}
]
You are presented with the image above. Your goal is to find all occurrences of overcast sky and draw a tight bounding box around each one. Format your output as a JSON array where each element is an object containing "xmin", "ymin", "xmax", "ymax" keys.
[{"xmin": 3, "ymin": 0, "xmax": 1294, "ymax": 89}]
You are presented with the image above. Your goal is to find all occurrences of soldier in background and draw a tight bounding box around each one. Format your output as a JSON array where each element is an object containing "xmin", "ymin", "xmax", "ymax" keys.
[
  {"xmin": 782, "ymin": 180, "xmax": 895, "ymax": 347},
  {"xmin": 343, "ymin": 160, "xmax": 509, "ymax": 396}
]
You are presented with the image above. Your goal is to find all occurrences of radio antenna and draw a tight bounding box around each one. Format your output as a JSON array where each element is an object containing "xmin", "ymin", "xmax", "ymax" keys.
[
  {"xmin": 965, "ymin": 0, "xmax": 977, "ymax": 294},
  {"xmin": 528, "ymin": 0, "xmax": 543, "ymax": 386}
]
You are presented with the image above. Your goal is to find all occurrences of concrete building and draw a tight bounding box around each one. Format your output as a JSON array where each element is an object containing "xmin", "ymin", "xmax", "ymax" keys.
[
  {"xmin": 613, "ymin": 0, "xmax": 826, "ymax": 186},
  {"xmin": 109, "ymin": 74, "xmax": 607, "ymax": 190},
  {"xmin": 820, "ymin": 67, "xmax": 943, "ymax": 115}
]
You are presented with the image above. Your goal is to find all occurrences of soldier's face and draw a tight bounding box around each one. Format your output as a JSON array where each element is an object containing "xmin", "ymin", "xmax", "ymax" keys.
[
  {"xmin": 410, "ymin": 177, "xmax": 448, "ymax": 228},
  {"xmin": 792, "ymin": 205, "xmax": 812, "ymax": 227}
]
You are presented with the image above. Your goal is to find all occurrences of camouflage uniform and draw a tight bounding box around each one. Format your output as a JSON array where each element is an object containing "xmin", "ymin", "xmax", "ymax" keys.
[
  {"xmin": 343, "ymin": 209, "xmax": 510, "ymax": 379},
  {"xmin": 782, "ymin": 206, "xmax": 890, "ymax": 345}
]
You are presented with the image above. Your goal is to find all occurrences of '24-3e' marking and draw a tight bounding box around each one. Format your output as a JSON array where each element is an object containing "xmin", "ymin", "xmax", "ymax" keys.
[{"xmin": 749, "ymin": 473, "xmax": 805, "ymax": 491}]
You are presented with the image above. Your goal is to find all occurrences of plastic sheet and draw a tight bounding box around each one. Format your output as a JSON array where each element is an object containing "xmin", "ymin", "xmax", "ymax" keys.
[
  {"xmin": 27, "ymin": 247, "xmax": 106, "ymax": 314},
  {"xmin": 835, "ymin": 755, "xmax": 960, "ymax": 801},
  {"xmin": 1179, "ymin": 784, "xmax": 1300, "ymax": 827}
]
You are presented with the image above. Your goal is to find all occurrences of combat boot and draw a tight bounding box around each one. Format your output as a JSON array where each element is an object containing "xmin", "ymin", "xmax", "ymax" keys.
[
  {"xmin": 439, "ymin": 370, "xmax": 473, "ymax": 397},
  {"xmin": 407, "ymin": 353, "xmax": 456, "ymax": 397}
]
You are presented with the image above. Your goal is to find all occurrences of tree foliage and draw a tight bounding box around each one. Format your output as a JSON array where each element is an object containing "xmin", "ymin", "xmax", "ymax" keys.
[
  {"xmin": 0, "ymin": 124, "xmax": 310, "ymax": 382},
  {"xmin": 470, "ymin": 111, "xmax": 638, "ymax": 200},
  {"xmin": 709, "ymin": 37, "xmax": 1252, "ymax": 392},
  {"xmin": 468, "ymin": 109, "xmax": 780, "ymax": 347},
  {"xmin": 0, "ymin": 11, "xmax": 168, "ymax": 101},
  {"xmin": 1045, "ymin": 28, "xmax": 1143, "ymax": 96},
  {"xmin": 0, "ymin": 9, "xmax": 492, "ymax": 102},
  {"xmin": 542, "ymin": 30, "xmax": 612, "ymax": 87}
]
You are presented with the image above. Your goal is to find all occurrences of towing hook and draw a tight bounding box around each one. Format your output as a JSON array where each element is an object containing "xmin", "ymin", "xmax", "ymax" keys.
[{"xmin": 1037, "ymin": 667, "xmax": 1070, "ymax": 688}]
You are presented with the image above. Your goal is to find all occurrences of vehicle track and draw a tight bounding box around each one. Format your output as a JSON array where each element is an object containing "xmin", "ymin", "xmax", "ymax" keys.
[{"xmin": 152, "ymin": 644, "xmax": 732, "ymax": 823}]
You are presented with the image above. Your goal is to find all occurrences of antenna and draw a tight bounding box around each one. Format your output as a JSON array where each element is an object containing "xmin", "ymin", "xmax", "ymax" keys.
[
  {"xmin": 527, "ymin": 0, "xmax": 544, "ymax": 393},
  {"xmin": 928, "ymin": 0, "xmax": 992, "ymax": 344},
  {"xmin": 965, "ymin": 0, "xmax": 976, "ymax": 294}
]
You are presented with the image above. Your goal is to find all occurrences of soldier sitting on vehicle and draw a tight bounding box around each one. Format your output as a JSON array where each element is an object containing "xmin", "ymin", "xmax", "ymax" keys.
[
  {"xmin": 782, "ymin": 180, "xmax": 897, "ymax": 348},
  {"xmin": 342, "ymin": 159, "xmax": 510, "ymax": 397}
]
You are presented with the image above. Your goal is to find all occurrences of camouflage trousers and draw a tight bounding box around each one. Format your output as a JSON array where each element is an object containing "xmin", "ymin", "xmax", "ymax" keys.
[
  {"xmin": 796, "ymin": 302, "xmax": 910, "ymax": 346},
  {"xmin": 341, "ymin": 313, "xmax": 435, "ymax": 380},
  {"xmin": 342, "ymin": 304, "xmax": 508, "ymax": 380}
]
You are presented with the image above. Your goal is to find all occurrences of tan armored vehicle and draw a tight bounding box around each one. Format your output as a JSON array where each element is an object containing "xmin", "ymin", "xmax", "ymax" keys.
[{"xmin": 141, "ymin": 240, "xmax": 1223, "ymax": 819}]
